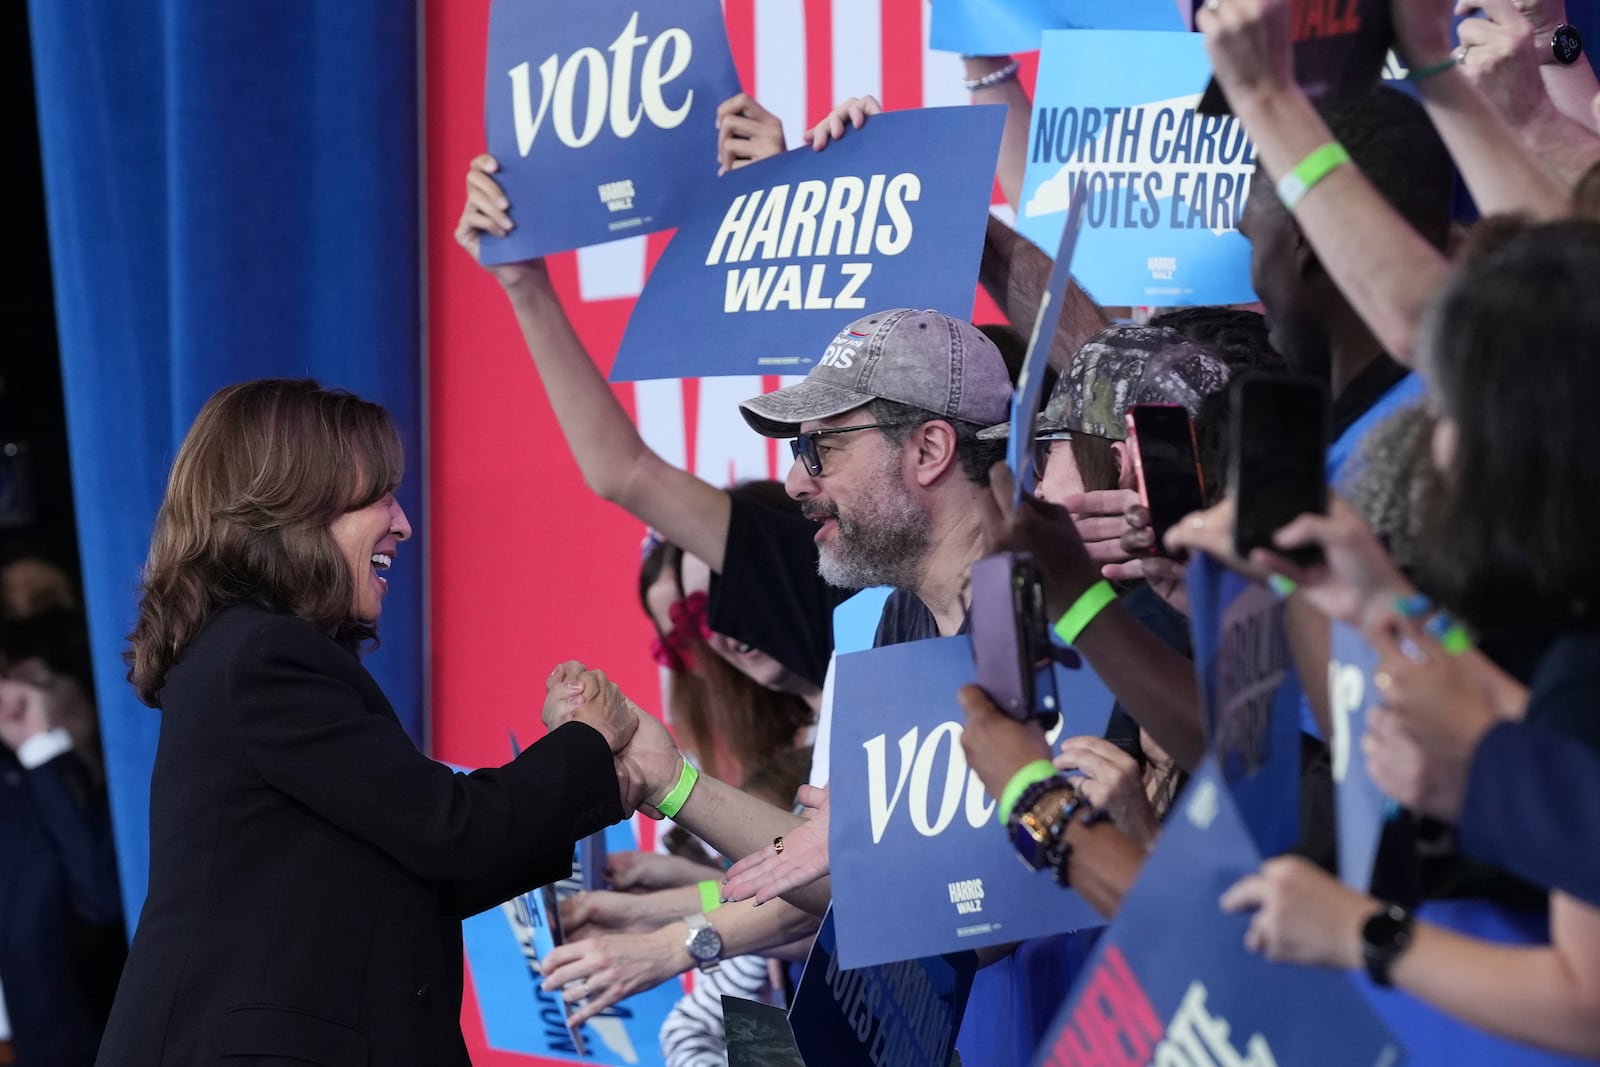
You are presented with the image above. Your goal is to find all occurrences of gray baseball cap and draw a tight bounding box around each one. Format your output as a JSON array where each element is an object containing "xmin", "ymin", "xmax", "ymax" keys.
[
  {"xmin": 738, "ymin": 309, "xmax": 1013, "ymax": 438},
  {"xmin": 978, "ymin": 324, "xmax": 1231, "ymax": 442}
]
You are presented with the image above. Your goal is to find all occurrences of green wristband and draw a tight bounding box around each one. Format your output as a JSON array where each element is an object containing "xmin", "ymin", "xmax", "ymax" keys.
[
  {"xmin": 1438, "ymin": 623, "xmax": 1473, "ymax": 656},
  {"xmin": 699, "ymin": 879, "xmax": 723, "ymax": 913},
  {"xmin": 1275, "ymin": 142, "xmax": 1352, "ymax": 211},
  {"xmin": 655, "ymin": 759, "xmax": 699, "ymax": 820},
  {"xmin": 998, "ymin": 759, "xmax": 1059, "ymax": 828},
  {"xmin": 1405, "ymin": 55, "xmax": 1458, "ymax": 82},
  {"xmin": 1053, "ymin": 580, "xmax": 1117, "ymax": 646}
]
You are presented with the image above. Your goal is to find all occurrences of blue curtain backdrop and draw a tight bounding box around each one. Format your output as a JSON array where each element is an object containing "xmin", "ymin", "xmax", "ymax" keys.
[{"xmin": 28, "ymin": 0, "xmax": 425, "ymax": 931}]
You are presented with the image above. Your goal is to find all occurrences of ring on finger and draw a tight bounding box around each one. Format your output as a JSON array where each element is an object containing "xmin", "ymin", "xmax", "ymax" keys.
[
  {"xmin": 773, "ymin": 836, "xmax": 785, "ymax": 854},
  {"xmin": 581, "ymin": 977, "xmax": 592, "ymax": 999}
]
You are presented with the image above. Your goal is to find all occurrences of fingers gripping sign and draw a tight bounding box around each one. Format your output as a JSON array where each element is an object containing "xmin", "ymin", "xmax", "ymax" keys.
[{"xmin": 715, "ymin": 92, "xmax": 786, "ymax": 174}]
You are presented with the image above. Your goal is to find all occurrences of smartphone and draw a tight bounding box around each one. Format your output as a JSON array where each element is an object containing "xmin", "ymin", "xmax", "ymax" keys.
[
  {"xmin": 1126, "ymin": 404, "xmax": 1206, "ymax": 557},
  {"xmin": 969, "ymin": 552, "xmax": 1060, "ymax": 726},
  {"xmin": 1228, "ymin": 374, "xmax": 1331, "ymax": 566}
]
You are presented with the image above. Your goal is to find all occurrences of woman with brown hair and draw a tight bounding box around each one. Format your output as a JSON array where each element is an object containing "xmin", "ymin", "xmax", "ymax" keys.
[{"xmin": 97, "ymin": 379, "xmax": 643, "ymax": 1067}]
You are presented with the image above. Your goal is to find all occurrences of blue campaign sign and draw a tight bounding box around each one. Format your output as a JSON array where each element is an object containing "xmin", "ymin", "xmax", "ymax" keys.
[
  {"xmin": 1186, "ymin": 555, "xmax": 1302, "ymax": 857},
  {"xmin": 829, "ymin": 636, "xmax": 1113, "ymax": 969},
  {"xmin": 1035, "ymin": 759, "xmax": 1405, "ymax": 1067},
  {"xmin": 788, "ymin": 909, "xmax": 977, "ymax": 1067},
  {"xmin": 1018, "ymin": 31, "xmax": 1257, "ymax": 307},
  {"xmin": 1329, "ymin": 620, "xmax": 1392, "ymax": 892},
  {"xmin": 928, "ymin": 0, "xmax": 1184, "ymax": 53},
  {"xmin": 461, "ymin": 819, "xmax": 681, "ymax": 1064},
  {"xmin": 480, "ymin": 0, "xmax": 740, "ymax": 262},
  {"xmin": 609, "ymin": 106, "xmax": 1007, "ymax": 381}
]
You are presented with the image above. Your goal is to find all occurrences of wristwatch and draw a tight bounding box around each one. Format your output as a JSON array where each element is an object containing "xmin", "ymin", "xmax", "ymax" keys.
[
  {"xmin": 1009, "ymin": 786, "xmax": 1079, "ymax": 872},
  {"xmin": 682, "ymin": 913, "xmax": 723, "ymax": 974},
  {"xmin": 1549, "ymin": 23, "xmax": 1583, "ymax": 66},
  {"xmin": 1360, "ymin": 903, "xmax": 1414, "ymax": 987}
]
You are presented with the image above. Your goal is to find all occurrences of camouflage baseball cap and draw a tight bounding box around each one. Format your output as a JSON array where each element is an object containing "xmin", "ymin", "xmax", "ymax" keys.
[
  {"xmin": 978, "ymin": 324, "xmax": 1231, "ymax": 441},
  {"xmin": 738, "ymin": 309, "xmax": 1012, "ymax": 438}
]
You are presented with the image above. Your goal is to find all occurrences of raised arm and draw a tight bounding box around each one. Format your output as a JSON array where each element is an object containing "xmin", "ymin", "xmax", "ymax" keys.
[
  {"xmin": 1450, "ymin": 0, "xmax": 1600, "ymax": 185},
  {"xmin": 963, "ymin": 55, "xmax": 1033, "ymax": 211},
  {"xmin": 1199, "ymin": 2, "xmax": 1446, "ymax": 364},
  {"xmin": 1394, "ymin": 0, "xmax": 1573, "ymax": 216},
  {"xmin": 455, "ymin": 154, "xmax": 734, "ymax": 571}
]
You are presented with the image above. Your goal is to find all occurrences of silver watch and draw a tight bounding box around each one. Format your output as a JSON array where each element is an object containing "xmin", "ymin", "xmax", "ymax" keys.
[{"xmin": 682, "ymin": 913, "xmax": 723, "ymax": 973}]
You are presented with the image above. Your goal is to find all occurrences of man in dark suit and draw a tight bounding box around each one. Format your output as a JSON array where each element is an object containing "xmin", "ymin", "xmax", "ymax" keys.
[{"xmin": 0, "ymin": 611, "xmax": 125, "ymax": 1067}]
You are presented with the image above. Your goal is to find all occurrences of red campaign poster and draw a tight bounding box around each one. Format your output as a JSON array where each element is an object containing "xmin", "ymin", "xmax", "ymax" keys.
[{"xmin": 423, "ymin": 1, "xmax": 1024, "ymax": 1061}]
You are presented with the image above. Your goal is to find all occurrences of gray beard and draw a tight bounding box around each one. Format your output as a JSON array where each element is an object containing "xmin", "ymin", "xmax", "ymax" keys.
[{"xmin": 814, "ymin": 462, "xmax": 931, "ymax": 591}]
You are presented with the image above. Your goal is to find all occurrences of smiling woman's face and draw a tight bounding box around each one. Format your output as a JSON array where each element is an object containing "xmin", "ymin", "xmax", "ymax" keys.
[{"xmin": 329, "ymin": 490, "xmax": 411, "ymax": 622}]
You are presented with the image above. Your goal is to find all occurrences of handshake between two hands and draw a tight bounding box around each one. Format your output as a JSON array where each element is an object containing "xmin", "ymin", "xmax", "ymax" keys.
[{"xmin": 542, "ymin": 661, "xmax": 683, "ymax": 819}]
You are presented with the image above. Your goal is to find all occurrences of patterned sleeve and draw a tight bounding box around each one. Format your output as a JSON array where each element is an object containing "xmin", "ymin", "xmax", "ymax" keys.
[{"xmin": 659, "ymin": 953, "xmax": 775, "ymax": 1067}]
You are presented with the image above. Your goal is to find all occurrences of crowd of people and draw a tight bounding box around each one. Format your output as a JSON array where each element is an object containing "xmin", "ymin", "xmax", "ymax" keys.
[
  {"xmin": 452, "ymin": 0, "xmax": 1600, "ymax": 1061},
  {"xmin": 11, "ymin": 0, "xmax": 1600, "ymax": 1063}
]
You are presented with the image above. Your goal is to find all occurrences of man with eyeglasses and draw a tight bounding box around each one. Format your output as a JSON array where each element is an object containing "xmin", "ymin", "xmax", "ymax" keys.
[{"xmin": 738, "ymin": 308, "xmax": 1011, "ymax": 664}]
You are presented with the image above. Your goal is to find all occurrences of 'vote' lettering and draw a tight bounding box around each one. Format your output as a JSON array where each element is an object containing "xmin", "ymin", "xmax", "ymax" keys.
[{"xmin": 510, "ymin": 12, "xmax": 694, "ymax": 153}]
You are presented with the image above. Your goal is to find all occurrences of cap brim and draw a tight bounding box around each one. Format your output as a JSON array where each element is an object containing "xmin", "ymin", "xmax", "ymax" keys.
[
  {"xmin": 975, "ymin": 413, "xmax": 1062, "ymax": 441},
  {"xmin": 738, "ymin": 380, "xmax": 881, "ymax": 438}
]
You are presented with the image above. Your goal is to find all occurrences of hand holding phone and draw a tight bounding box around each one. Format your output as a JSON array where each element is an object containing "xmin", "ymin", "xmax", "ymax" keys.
[
  {"xmin": 969, "ymin": 552, "xmax": 1061, "ymax": 726},
  {"xmin": 1126, "ymin": 404, "xmax": 1206, "ymax": 559},
  {"xmin": 1228, "ymin": 374, "xmax": 1331, "ymax": 566}
]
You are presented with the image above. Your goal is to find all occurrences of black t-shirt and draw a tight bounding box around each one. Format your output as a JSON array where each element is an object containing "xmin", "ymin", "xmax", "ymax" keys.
[
  {"xmin": 706, "ymin": 495, "xmax": 853, "ymax": 689},
  {"xmin": 872, "ymin": 588, "xmax": 967, "ymax": 646}
]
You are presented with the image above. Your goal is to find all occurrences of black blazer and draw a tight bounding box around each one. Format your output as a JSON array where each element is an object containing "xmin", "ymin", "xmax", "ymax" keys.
[
  {"xmin": 0, "ymin": 745, "xmax": 125, "ymax": 1066},
  {"xmin": 96, "ymin": 604, "xmax": 623, "ymax": 1067}
]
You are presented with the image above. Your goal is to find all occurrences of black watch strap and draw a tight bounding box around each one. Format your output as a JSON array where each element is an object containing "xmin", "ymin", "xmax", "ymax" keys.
[{"xmin": 1361, "ymin": 903, "xmax": 1414, "ymax": 987}]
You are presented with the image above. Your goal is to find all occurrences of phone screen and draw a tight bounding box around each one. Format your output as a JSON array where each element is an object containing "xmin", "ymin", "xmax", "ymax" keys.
[
  {"xmin": 1128, "ymin": 404, "xmax": 1205, "ymax": 555},
  {"xmin": 1230, "ymin": 375, "xmax": 1330, "ymax": 564}
]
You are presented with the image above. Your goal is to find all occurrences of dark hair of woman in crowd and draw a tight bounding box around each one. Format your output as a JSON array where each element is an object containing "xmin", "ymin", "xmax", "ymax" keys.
[
  {"xmin": 1418, "ymin": 221, "xmax": 1600, "ymax": 636},
  {"xmin": 125, "ymin": 380, "xmax": 403, "ymax": 706},
  {"xmin": 636, "ymin": 480, "xmax": 813, "ymax": 786}
]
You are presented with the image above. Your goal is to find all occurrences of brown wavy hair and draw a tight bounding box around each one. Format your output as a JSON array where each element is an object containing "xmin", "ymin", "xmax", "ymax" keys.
[{"xmin": 126, "ymin": 379, "xmax": 403, "ymax": 706}]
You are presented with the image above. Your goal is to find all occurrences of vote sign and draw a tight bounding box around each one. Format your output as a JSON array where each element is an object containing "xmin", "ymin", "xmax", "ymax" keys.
[
  {"xmin": 1018, "ymin": 31, "xmax": 1257, "ymax": 307},
  {"xmin": 829, "ymin": 636, "xmax": 1112, "ymax": 970},
  {"xmin": 609, "ymin": 105, "xmax": 1006, "ymax": 381},
  {"xmin": 481, "ymin": 0, "xmax": 740, "ymax": 262},
  {"xmin": 1329, "ymin": 620, "xmax": 1391, "ymax": 892}
]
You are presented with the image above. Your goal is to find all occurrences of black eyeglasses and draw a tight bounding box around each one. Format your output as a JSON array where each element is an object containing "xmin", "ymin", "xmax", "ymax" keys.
[
  {"xmin": 1032, "ymin": 432, "xmax": 1073, "ymax": 477},
  {"xmin": 789, "ymin": 423, "xmax": 892, "ymax": 477}
]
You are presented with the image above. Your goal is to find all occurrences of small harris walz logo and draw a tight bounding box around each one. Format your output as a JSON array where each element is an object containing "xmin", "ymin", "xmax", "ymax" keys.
[
  {"xmin": 598, "ymin": 179, "xmax": 637, "ymax": 213},
  {"xmin": 948, "ymin": 878, "xmax": 985, "ymax": 916}
]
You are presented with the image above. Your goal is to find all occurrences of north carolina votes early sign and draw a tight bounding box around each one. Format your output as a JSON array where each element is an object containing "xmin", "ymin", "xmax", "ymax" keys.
[
  {"xmin": 480, "ymin": 0, "xmax": 740, "ymax": 262},
  {"xmin": 1018, "ymin": 31, "xmax": 1257, "ymax": 307},
  {"xmin": 609, "ymin": 105, "xmax": 1006, "ymax": 382}
]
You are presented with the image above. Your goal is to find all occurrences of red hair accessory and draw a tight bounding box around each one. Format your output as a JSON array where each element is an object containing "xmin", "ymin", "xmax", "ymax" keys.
[{"xmin": 651, "ymin": 591, "xmax": 712, "ymax": 671}]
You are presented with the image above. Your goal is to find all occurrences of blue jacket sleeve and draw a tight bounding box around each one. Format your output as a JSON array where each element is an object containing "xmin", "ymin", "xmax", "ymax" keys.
[{"xmin": 1457, "ymin": 720, "xmax": 1600, "ymax": 909}]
